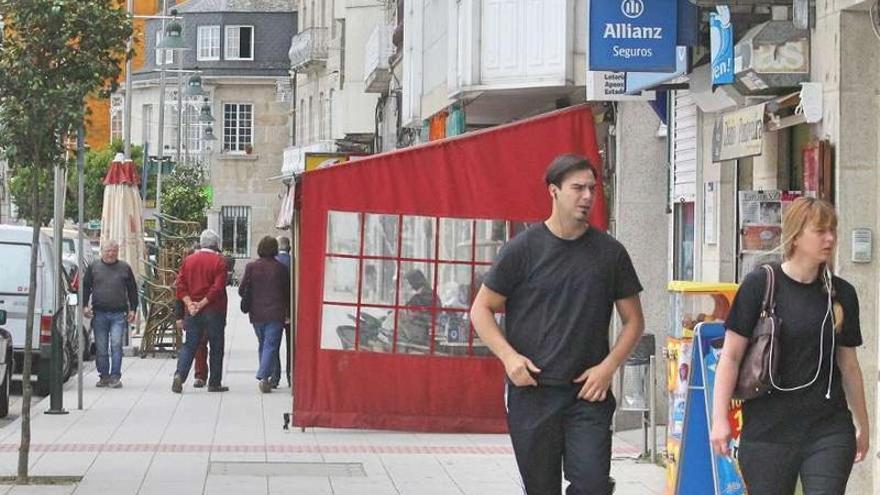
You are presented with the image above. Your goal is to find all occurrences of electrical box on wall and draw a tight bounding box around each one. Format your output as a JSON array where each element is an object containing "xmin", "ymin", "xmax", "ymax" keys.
[{"xmin": 851, "ymin": 228, "xmax": 872, "ymax": 263}]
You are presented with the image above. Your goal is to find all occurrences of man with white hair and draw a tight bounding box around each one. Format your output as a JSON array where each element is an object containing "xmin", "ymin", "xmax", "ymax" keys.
[
  {"xmin": 173, "ymin": 229, "xmax": 229, "ymax": 393},
  {"xmin": 83, "ymin": 240, "xmax": 139, "ymax": 388}
]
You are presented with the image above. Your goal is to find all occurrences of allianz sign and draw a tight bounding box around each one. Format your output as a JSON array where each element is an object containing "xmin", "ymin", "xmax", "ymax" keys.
[{"xmin": 589, "ymin": 0, "xmax": 677, "ymax": 72}]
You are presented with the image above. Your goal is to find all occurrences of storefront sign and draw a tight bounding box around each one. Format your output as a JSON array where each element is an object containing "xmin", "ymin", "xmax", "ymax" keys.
[
  {"xmin": 625, "ymin": 46, "xmax": 688, "ymax": 95},
  {"xmin": 710, "ymin": 9, "xmax": 733, "ymax": 85},
  {"xmin": 588, "ymin": 0, "xmax": 678, "ymax": 72},
  {"xmin": 711, "ymin": 103, "xmax": 765, "ymax": 162},
  {"xmin": 586, "ymin": 70, "xmax": 655, "ymax": 101},
  {"xmin": 305, "ymin": 152, "xmax": 356, "ymax": 172}
]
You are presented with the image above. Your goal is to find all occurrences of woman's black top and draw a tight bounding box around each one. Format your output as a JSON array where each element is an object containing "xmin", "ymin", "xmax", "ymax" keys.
[{"xmin": 725, "ymin": 263, "xmax": 862, "ymax": 442}]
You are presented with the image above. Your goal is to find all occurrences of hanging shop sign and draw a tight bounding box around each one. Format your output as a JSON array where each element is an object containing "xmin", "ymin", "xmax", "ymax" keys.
[
  {"xmin": 711, "ymin": 103, "xmax": 765, "ymax": 162},
  {"xmin": 625, "ymin": 46, "xmax": 688, "ymax": 95},
  {"xmin": 589, "ymin": 0, "xmax": 678, "ymax": 72},
  {"xmin": 586, "ymin": 70, "xmax": 655, "ymax": 101},
  {"xmin": 710, "ymin": 8, "xmax": 734, "ymax": 85},
  {"xmin": 305, "ymin": 152, "xmax": 359, "ymax": 173},
  {"xmin": 733, "ymin": 21, "xmax": 810, "ymax": 95}
]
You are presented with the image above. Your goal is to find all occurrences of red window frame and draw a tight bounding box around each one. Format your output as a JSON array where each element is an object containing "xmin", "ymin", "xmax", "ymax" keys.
[{"xmin": 322, "ymin": 212, "xmax": 522, "ymax": 357}]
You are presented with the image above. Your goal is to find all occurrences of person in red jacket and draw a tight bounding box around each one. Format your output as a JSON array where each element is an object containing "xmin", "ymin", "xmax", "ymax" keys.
[{"xmin": 172, "ymin": 229, "xmax": 229, "ymax": 393}]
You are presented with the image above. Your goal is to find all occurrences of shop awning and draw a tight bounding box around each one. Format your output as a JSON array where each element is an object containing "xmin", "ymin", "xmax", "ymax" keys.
[{"xmin": 294, "ymin": 105, "xmax": 608, "ymax": 433}]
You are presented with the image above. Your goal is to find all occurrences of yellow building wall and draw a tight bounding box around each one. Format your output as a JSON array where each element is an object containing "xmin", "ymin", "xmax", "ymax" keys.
[{"xmin": 84, "ymin": 0, "xmax": 159, "ymax": 150}]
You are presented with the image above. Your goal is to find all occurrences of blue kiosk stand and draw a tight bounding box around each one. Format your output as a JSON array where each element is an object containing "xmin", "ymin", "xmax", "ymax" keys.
[{"xmin": 675, "ymin": 322, "xmax": 747, "ymax": 495}]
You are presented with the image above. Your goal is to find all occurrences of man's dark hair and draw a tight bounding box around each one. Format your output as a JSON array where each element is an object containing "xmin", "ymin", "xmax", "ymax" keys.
[
  {"xmin": 544, "ymin": 154, "xmax": 595, "ymax": 187},
  {"xmin": 257, "ymin": 235, "xmax": 279, "ymax": 258}
]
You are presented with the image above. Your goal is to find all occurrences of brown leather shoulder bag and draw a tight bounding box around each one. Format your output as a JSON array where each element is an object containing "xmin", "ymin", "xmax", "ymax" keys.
[{"xmin": 733, "ymin": 264, "xmax": 781, "ymax": 401}]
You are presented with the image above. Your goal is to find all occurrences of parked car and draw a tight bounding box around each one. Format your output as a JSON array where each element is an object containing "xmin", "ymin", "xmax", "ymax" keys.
[
  {"xmin": 0, "ymin": 309, "xmax": 14, "ymax": 418},
  {"xmin": 42, "ymin": 227, "xmax": 96, "ymax": 269},
  {"xmin": 0, "ymin": 225, "xmax": 82, "ymax": 396}
]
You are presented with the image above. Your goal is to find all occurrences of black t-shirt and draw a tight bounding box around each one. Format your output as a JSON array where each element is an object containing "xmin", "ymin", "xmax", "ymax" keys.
[
  {"xmin": 725, "ymin": 263, "xmax": 862, "ymax": 442},
  {"xmin": 483, "ymin": 224, "xmax": 643, "ymax": 386}
]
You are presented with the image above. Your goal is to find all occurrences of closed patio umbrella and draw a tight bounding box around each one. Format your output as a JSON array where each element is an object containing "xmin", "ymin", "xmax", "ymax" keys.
[{"xmin": 100, "ymin": 153, "xmax": 145, "ymax": 281}]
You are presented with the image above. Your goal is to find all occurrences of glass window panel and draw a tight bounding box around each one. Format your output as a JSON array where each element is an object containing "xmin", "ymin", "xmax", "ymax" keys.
[
  {"xmin": 434, "ymin": 310, "xmax": 470, "ymax": 356},
  {"xmin": 471, "ymin": 315, "xmax": 503, "ymax": 357},
  {"xmin": 439, "ymin": 217, "xmax": 473, "ymax": 261},
  {"xmin": 401, "ymin": 215, "xmax": 435, "ymax": 259},
  {"xmin": 326, "ymin": 211, "xmax": 360, "ymax": 255},
  {"xmin": 473, "ymin": 265, "xmax": 491, "ymax": 298},
  {"xmin": 474, "ymin": 219, "xmax": 507, "ymax": 262},
  {"xmin": 397, "ymin": 308, "xmax": 432, "ymax": 354},
  {"xmin": 437, "ymin": 263, "xmax": 473, "ymax": 309},
  {"xmin": 323, "ymin": 256, "xmax": 359, "ymax": 303},
  {"xmin": 360, "ymin": 259, "xmax": 397, "ymax": 306},
  {"xmin": 321, "ymin": 304, "xmax": 355, "ymax": 350},
  {"xmin": 221, "ymin": 217, "xmax": 234, "ymax": 253},
  {"xmin": 399, "ymin": 261, "xmax": 436, "ymax": 308},
  {"xmin": 235, "ymin": 216, "xmax": 248, "ymax": 255},
  {"xmin": 359, "ymin": 307, "xmax": 395, "ymax": 353},
  {"xmin": 363, "ymin": 213, "xmax": 398, "ymax": 257}
]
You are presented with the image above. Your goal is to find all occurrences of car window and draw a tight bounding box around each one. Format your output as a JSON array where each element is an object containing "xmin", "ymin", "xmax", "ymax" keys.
[
  {"xmin": 62, "ymin": 238, "xmax": 75, "ymax": 256},
  {"xmin": 0, "ymin": 243, "xmax": 33, "ymax": 294}
]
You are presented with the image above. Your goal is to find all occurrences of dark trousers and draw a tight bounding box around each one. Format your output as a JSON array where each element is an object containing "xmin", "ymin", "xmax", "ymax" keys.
[
  {"xmin": 271, "ymin": 323, "xmax": 292, "ymax": 386},
  {"xmin": 194, "ymin": 332, "xmax": 208, "ymax": 381},
  {"xmin": 739, "ymin": 416, "xmax": 856, "ymax": 495},
  {"xmin": 176, "ymin": 311, "xmax": 225, "ymax": 387},
  {"xmin": 507, "ymin": 384, "xmax": 616, "ymax": 495}
]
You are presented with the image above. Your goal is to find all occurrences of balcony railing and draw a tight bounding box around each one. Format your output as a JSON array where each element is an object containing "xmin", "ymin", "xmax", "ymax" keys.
[
  {"xmin": 364, "ymin": 23, "xmax": 394, "ymax": 93},
  {"xmin": 289, "ymin": 27, "xmax": 329, "ymax": 73}
]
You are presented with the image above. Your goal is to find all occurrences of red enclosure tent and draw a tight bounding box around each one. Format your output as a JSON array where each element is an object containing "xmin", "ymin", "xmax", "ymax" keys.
[{"xmin": 294, "ymin": 105, "xmax": 607, "ymax": 432}]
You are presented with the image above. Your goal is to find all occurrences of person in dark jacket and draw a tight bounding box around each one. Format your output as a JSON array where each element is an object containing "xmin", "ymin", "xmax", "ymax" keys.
[
  {"xmin": 239, "ymin": 236, "xmax": 290, "ymax": 393},
  {"xmin": 274, "ymin": 236, "xmax": 293, "ymax": 387},
  {"xmin": 83, "ymin": 240, "xmax": 139, "ymax": 388}
]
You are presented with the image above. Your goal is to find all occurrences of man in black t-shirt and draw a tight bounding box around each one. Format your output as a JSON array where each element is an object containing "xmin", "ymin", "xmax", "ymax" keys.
[{"xmin": 471, "ymin": 154, "xmax": 645, "ymax": 495}]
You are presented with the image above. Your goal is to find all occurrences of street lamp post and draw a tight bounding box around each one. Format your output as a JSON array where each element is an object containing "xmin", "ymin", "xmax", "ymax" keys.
[{"xmin": 154, "ymin": 5, "xmax": 188, "ymax": 215}]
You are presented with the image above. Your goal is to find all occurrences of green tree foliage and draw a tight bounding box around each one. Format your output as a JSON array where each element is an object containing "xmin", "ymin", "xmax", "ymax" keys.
[
  {"xmin": 8, "ymin": 167, "xmax": 54, "ymax": 226},
  {"xmin": 161, "ymin": 160, "xmax": 210, "ymax": 225},
  {"xmin": 0, "ymin": 0, "xmax": 131, "ymax": 483}
]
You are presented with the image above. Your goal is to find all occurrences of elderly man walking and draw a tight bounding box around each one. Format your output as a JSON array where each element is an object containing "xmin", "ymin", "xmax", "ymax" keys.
[
  {"xmin": 172, "ymin": 229, "xmax": 229, "ymax": 393},
  {"xmin": 83, "ymin": 240, "xmax": 139, "ymax": 388}
]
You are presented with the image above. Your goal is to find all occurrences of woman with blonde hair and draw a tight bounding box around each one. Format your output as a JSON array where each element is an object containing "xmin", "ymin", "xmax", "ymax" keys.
[{"xmin": 710, "ymin": 197, "xmax": 869, "ymax": 494}]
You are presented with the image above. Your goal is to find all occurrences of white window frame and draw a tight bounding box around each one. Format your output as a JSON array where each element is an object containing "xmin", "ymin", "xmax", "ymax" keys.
[
  {"xmin": 155, "ymin": 30, "xmax": 175, "ymax": 65},
  {"xmin": 224, "ymin": 25, "xmax": 255, "ymax": 61},
  {"xmin": 109, "ymin": 94, "xmax": 124, "ymax": 142},
  {"xmin": 222, "ymin": 102, "xmax": 254, "ymax": 153},
  {"xmin": 197, "ymin": 25, "xmax": 220, "ymax": 61}
]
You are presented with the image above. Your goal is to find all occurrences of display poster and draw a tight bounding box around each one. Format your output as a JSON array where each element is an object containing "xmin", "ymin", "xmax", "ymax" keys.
[
  {"xmin": 738, "ymin": 190, "xmax": 802, "ymax": 279},
  {"xmin": 676, "ymin": 322, "xmax": 747, "ymax": 495}
]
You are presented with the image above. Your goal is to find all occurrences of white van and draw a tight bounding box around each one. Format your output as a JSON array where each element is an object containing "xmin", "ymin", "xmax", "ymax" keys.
[{"xmin": 0, "ymin": 225, "xmax": 79, "ymax": 395}]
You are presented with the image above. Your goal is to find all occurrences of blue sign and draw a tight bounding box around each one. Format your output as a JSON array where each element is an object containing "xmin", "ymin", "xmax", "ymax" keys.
[
  {"xmin": 710, "ymin": 9, "xmax": 734, "ymax": 85},
  {"xmin": 677, "ymin": 323, "xmax": 747, "ymax": 495},
  {"xmin": 625, "ymin": 46, "xmax": 688, "ymax": 95},
  {"xmin": 589, "ymin": 0, "xmax": 678, "ymax": 72}
]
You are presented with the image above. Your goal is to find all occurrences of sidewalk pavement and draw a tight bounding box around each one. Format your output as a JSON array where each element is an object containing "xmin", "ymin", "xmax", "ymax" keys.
[{"xmin": 0, "ymin": 288, "xmax": 664, "ymax": 494}]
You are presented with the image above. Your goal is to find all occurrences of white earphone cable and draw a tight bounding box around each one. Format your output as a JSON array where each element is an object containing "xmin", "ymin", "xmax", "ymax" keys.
[{"xmin": 768, "ymin": 266, "xmax": 836, "ymax": 399}]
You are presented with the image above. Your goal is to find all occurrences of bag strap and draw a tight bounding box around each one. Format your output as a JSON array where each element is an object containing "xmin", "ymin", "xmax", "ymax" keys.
[{"xmin": 760, "ymin": 264, "xmax": 776, "ymax": 314}]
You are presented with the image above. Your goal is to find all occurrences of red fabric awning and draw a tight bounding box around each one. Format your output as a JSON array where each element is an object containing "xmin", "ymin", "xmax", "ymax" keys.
[{"xmin": 295, "ymin": 105, "xmax": 606, "ymax": 432}]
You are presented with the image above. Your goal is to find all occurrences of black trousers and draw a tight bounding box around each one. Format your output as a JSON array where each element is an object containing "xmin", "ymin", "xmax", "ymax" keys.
[
  {"xmin": 507, "ymin": 384, "xmax": 616, "ymax": 495},
  {"xmin": 177, "ymin": 312, "xmax": 225, "ymax": 387},
  {"xmin": 739, "ymin": 415, "xmax": 856, "ymax": 495}
]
